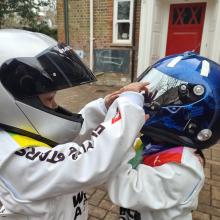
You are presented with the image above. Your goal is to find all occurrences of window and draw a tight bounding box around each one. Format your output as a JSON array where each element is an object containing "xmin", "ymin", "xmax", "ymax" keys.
[{"xmin": 113, "ymin": 0, "xmax": 134, "ymax": 45}]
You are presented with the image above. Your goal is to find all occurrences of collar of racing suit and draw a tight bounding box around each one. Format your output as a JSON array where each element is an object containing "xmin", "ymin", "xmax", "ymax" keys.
[{"xmin": 129, "ymin": 136, "xmax": 183, "ymax": 168}]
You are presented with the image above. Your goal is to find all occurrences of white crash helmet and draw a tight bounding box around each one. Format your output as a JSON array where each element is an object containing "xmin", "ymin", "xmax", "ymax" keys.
[{"xmin": 0, "ymin": 29, "xmax": 96, "ymax": 145}]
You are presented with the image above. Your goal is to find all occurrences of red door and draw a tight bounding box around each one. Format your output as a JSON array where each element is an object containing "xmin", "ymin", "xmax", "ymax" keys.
[{"xmin": 166, "ymin": 3, "xmax": 206, "ymax": 55}]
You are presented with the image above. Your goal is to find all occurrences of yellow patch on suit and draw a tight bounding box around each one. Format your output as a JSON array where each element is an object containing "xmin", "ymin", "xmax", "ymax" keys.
[
  {"xmin": 8, "ymin": 132, "xmax": 51, "ymax": 149},
  {"xmin": 129, "ymin": 138, "xmax": 144, "ymax": 169},
  {"xmin": 134, "ymin": 138, "xmax": 143, "ymax": 151}
]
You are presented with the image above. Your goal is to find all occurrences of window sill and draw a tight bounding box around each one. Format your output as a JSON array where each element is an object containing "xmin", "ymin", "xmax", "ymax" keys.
[{"xmin": 110, "ymin": 43, "xmax": 133, "ymax": 47}]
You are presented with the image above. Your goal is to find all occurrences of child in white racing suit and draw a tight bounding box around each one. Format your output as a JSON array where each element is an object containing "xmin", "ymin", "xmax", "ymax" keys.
[
  {"xmin": 108, "ymin": 135, "xmax": 204, "ymax": 220},
  {"xmin": 106, "ymin": 52, "xmax": 220, "ymax": 220},
  {"xmin": 0, "ymin": 29, "xmax": 149, "ymax": 220}
]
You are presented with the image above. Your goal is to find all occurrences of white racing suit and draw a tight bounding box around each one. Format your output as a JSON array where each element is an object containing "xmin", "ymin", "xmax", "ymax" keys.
[
  {"xmin": 107, "ymin": 140, "xmax": 205, "ymax": 220},
  {"xmin": 0, "ymin": 92, "xmax": 145, "ymax": 220}
]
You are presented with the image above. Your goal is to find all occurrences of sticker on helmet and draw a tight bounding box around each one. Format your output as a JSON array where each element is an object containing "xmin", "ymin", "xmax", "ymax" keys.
[
  {"xmin": 200, "ymin": 60, "xmax": 210, "ymax": 77},
  {"xmin": 167, "ymin": 56, "xmax": 183, "ymax": 68}
]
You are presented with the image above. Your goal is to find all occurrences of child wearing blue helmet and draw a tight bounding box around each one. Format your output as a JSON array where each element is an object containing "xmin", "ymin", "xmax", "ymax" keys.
[{"xmin": 107, "ymin": 52, "xmax": 220, "ymax": 220}]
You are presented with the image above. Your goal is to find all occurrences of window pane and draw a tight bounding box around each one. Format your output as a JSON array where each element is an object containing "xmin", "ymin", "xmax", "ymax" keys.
[
  {"xmin": 183, "ymin": 7, "xmax": 192, "ymax": 24},
  {"xmin": 195, "ymin": 6, "xmax": 202, "ymax": 23},
  {"xmin": 172, "ymin": 8, "xmax": 178, "ymax": 24},
  {"xmin": 118, "ymin": 23, "xmax": 130, "ymax": 40},
  {"xmin": 118, "ymin": 1, "xmax": 130, "ymax": 20}
]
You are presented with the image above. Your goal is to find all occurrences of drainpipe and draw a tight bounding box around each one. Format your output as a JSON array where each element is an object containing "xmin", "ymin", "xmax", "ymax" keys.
[
  {"xmin": 131, "ymin": 0, "xmax": 137, "ymax": 82},
  {"xmin": 89, "ymin": 0, "xmax": 94, "ymax": 71},
  {"xmin": 64, "ymin": 0, "xmax": 70, "ymax": 45}
]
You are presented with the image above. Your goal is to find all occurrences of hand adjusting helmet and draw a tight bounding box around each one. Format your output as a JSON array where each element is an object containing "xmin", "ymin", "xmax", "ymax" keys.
[
  {"xmin": 138, "ymin": 52, "xmax": 220, "ymax": 149},
  {"xmin": 0, "ymin": 29, "xmax": 96, "ymax": 145}
]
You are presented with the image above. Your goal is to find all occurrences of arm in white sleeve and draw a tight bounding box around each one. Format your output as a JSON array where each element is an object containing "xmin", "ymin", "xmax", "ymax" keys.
[
  {"xmin": 0, "ymin": 92, "xmax": 145, "ymax": 202},
  {"xmin": 75, "ymin": 92, "xmax": 143, "ymax": 143},
  {"xmin": 107, "ymin": 159, "xmax": 204, "ymax": 211},
  {"xmin": 74, "ymin": 98, "xmax": 107, "ymax": 144}
]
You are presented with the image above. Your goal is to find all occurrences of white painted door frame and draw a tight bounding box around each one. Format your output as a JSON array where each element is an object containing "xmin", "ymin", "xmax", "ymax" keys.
[{"xmin": 137, "ymin": 0, "xmax": 220, "ymax": 77}]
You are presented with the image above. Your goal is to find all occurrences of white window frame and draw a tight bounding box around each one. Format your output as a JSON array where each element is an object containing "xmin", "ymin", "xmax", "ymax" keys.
[{"xmin": 113, "ymin": 0, "xmax": 134, "ymax": 45}]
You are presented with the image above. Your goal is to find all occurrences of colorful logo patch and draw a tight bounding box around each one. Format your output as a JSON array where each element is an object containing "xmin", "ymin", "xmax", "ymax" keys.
[
  {"xmin": 112, "ymin": 110, "xmax": 122, "ymax": 124},
  {"xmin": 143, "ymin": 147, "xmax": 183, "ymax": 167}
]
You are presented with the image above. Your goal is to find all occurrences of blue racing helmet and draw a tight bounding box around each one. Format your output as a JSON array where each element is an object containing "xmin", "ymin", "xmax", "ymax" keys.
[{"xmin": 138, "ymin": 52, "xmax": 220, "ymax": 149}]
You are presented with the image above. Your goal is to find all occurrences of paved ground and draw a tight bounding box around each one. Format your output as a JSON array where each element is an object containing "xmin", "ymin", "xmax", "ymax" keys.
[{"xmin": 56, "ymin": 83, "xmax": 121, "ymax": 220}]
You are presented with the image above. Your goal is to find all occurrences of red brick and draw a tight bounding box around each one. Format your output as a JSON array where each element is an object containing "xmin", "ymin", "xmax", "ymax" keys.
[
  {"xmin": 89, "ymin": 204, "xmax": 107, "ymax": 219},
  {"xmin": 193, "ymin": 211, "xmax": 210, "ymax": 220},
  {"xmin": 89, "ymin": 189, "xmax": 106, "ymax": 206},
  {"xmin": 199, "ymin": 189, "xmax": 211, "ymax": 205},
  {"xmin": 57, "ymin": 0, "xmax": 141, "ymax": 81}
]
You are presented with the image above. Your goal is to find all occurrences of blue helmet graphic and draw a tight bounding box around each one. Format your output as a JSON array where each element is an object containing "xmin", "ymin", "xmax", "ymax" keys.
[{"xmin": 138, "ymin": 52, "xmax": 220, "ymax": 149}]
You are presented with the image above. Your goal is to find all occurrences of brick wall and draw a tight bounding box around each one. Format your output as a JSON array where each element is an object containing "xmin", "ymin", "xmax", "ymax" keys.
[
  {"xmin": 57, "ymin": 1, "xmax": 220, "ymax": 219},
  {"xmin": 57, "ymin": 0, "xmax": 65, "ymax": 43},
  {"xmin": 68, "ymin": 0, "xmax": 90, "ymax": 64},
  {"xmin": 57, "ymin": 0, "xmax": 142, "ymax": 86}
]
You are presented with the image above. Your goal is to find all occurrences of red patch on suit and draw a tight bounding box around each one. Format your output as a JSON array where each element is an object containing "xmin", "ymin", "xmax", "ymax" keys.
[
  {"xmin": 112, "ymin": 111, "xmax": 121, "ymax": 124},
  {"xmin": 143, "ymin": 146, "xmax": 183, "ymax": 167}
]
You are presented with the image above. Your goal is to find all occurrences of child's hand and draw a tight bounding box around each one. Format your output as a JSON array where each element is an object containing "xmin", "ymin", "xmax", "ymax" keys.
[
  {"xmin": 120, "ymin": 82, "xmax": 149, "ymax": 93},
  {"xmin": 144, "ymin": 90, "xmax": 158, "ymax": 103},
  {"xmin": 104, "ymin": 90, "xmax": 121, "ymax": 109},
  {"xmin": 145, "ymin": 114, "xmax": 150, "ymax": 121},
  {"xmin": 104, "ymin": 82, "xmax": 150, "ymax": 109}
]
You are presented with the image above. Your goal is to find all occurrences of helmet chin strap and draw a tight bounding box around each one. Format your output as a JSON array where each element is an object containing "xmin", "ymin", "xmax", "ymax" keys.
[{"xmin": 141, "ymin": 126, "xmax": 196, "ymax": 148}]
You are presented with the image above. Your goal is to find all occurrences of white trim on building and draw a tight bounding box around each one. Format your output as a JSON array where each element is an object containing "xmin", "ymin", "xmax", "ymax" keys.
[
  {"xmin": 113, "ymin": 0, "xmax": 135, "ymax": 45},
  {"xmin": 137, "ymin": 0, "xmax": 220, "ymax": 76}
]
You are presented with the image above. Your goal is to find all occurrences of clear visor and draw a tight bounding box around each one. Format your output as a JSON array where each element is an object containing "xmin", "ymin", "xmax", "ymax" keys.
[
  {"xmin": 139, "ymin": 68, "xmax": 188, "ymax": 105},
  {"xmin": 141, "ymin": 67, "xmax": 208, "ymax": 109},
  {"xmin": 142, "ymin": 68, "xmax": 186, "ymax": 96}
]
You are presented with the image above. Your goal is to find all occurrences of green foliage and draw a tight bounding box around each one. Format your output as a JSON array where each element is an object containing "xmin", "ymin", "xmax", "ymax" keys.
[
  {"xmin": 0, "ymin": 0, "xmax": 57, "ymax": 39},
  {"xmin": 23, "ymin": 23, "xmax": 57, "ymax": 40}
]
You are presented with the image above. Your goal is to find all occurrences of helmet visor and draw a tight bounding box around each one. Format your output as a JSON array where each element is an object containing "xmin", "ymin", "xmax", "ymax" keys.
[
  {"xmin": 0, "ymin": 43, "xmax": 96, "ymax": 98},
  {"xmin": 139, "ymin": 68, "xmax": 187, "ymax": 105},
  {"xmin": 138, "ymin": 68, "xmax": 204, "ymax": 106}
]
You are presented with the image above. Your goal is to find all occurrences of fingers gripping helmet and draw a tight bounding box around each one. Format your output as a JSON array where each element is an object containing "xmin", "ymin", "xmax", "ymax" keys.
[
  {"xmin": 0, "ymin": 29, "xmax": 96, "ymax": 145},
  {"xmin": 138, "ymin": 52, "xmax": 220, "ymax": 149}
]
